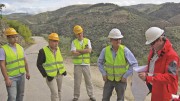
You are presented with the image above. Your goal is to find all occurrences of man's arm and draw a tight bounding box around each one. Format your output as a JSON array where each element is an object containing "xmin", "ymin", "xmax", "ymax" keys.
[
  {"xmin": 36, "ymin": 49, "xmax": 47, "ymax": 77},
  {"xmin": 123, "ymin": 47, "xmax": 138, "ymax": 79},
  {"xmin": 24, "ymin": 57, "xmax": 30, "ymax": 80},
  {"xmin": 97, "ymin": 48, "xmax": 107, "ymax": 81},
  {"xmin": 76, "ymin": 48, "xmax": 92, "ymax": 54},
  {"xmin": 71, "ymin": 40, "xmax": 92, "ymax": 56},
  {"xmin": 146, "ymin": 59, "xmax": 178, "ymax": 84},
  {"xmin": 0, "ymin": 60, "xmax": 12, "ymax": 86}
]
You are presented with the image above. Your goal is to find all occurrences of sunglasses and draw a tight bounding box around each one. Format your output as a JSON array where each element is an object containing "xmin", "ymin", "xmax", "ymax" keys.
[{"xmin": 113, "ymin": 38, "xmax": 121, "ymax": 41}]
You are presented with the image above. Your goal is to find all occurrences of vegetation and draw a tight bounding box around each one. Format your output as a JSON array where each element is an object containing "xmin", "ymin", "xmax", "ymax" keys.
[
  {"xmin": 4, "ymin": 3, "xmax": 180, "ymax": 64},
  {"xmin": 6, "ymin": 20, "xmax": 32, "ymax": 42}
]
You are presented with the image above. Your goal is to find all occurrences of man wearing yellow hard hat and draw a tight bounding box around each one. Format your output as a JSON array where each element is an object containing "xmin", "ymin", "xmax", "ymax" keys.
[
  {"xmin": 36, "ymin": 33, "xmax": 67, "ymax": 101},
  {"xmin": 0, "ymin": 27, "xmax": 30, "ymax": 101},
  {"xmin": 71, "ymin": 25, "xmax": 96, "ymax": 101}
]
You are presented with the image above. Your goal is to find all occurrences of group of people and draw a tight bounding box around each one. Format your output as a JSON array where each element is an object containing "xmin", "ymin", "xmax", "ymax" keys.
[{"xmin": 0, "ymin": 25, "xmax": 179, "ymax": 101}]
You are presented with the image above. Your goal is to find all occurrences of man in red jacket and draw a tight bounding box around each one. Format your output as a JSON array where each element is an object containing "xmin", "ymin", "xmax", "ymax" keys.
[{"xmin": 138, "ymin": 27, "xmax": 179, "ymax": 101}]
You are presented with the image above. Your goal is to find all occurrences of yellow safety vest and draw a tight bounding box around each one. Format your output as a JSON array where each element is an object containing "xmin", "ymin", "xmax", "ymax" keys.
[
  {"xmin": 72, "ymin": 38, "xmax": 90, "ymax": 64},
  {"xmin": 2, "ymin": 44, "xmax": 25, "ymax": 77},
  {"xmin": 43, "ymin": 46, "xmax": 66, "ymax": 77},
  {"xmin": 105, "ymin": 45, "xmax": 129, "ymax": 81}
]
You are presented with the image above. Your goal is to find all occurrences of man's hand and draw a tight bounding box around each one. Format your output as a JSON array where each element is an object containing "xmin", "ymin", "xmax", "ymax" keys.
[
  {"xmin": 62, "ymin": 71, "xmax": 67, "ymax": 76},
  {"xmin": 138, "ymin": 72, "xmax": 147, "ymax": 81},
  {"xmin": 121, "ymin": 77, "xmax": 127, "ymax": 82},
  {"xmin": 5, "ymin": 78, "xmax": 12, "ymax": 87},
  {"xmin": 26, "ymin": 73, "xmax": 30, "ymax": 80},
  {"xmin": 47, "ymin": 76, "xmax": 54, "ymax": 82},
  {"xmin": 102, "ymin": 75, "xmax": 107, "ymax": 82}
]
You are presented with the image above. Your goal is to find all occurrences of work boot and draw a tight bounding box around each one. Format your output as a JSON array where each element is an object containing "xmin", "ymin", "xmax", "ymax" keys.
[
  {"xmin": 90, "ymin": 97, "xmax": 96, "ymax": 101},
  {"xmin": 72, "ymin": 98, "xmax": 78, "ymax": 101}
]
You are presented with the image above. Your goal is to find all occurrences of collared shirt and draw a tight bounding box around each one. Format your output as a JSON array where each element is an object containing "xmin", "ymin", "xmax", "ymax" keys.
[
  {"xmin": 0, "ymin": 43, "xmax": 25, "ymax": 60},
  {"xmin": 97, "ymin": 45, "xmax": 138, "ymax": 78},
  {"xmin": 71, "ymin": 39, "xmax": 92, "ymax": 51},
  {"xmin": 149, "ymin": 52, "xmax": 158, "ymax": 74},
  {"xmin": 0, "ymin": 43, "xmax": 25, "ymax": 78}
]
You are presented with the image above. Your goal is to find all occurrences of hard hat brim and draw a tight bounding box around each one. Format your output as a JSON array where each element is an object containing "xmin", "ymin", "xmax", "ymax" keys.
[
  {"xmin": 145, "ymin": 31, "xmax": 164, "ymax": 45},
  {"xmin": 108, "ymin": 35, "xmax": 123, "ymax": 39},
  {"xmin": 49, "ymin": 38, "xmax": 59, "ymax": 41},
  {"xmin": 6, "ymin": 33, "xmax": 18, "ymax": 36}
]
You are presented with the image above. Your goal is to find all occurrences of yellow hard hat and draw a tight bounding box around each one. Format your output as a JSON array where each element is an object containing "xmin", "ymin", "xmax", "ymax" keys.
[
  {"xmin": 5, "ymin": 28, "xmax": 18, "ymax": 36},
  {"xmin": 73, "ymin": 25, "xmax": 83, "ymax": 34},
  {"xmin": 48, "ymin": 33, "xmax": 59, "ymax": 41}
]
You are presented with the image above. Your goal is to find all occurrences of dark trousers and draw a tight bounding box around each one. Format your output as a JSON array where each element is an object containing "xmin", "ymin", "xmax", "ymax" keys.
[{"xmin": 102, "ymin": 80, "xmax": 127, "ymax": 101}]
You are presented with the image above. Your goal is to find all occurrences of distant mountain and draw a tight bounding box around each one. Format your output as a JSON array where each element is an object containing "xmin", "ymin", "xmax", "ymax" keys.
[
  {"xmin": 128, "ymin": 2, "xmax": 180, "ymax": 21},
  {"xmin": 125, "ymin": 4, "xmax": 162, "ymax": 14},
  {"xmin": 149, "ymin": 3, "xmax": 180, "ymax": 20},
  {"xmin": 5, "ymin": 13, "xmax": 32, "ymax": 19},
  {"xmin": 5, "ymin": 3, "xmax": 180, "ymax": 62}
]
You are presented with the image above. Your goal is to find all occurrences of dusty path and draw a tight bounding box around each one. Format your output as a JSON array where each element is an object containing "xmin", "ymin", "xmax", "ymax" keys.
[
  {"xmin": 0, "ymin": 36, "xmax": 118, "ymax": 101},
  {"xmin": 1, "ymin": 36, "xmax": 165, "ymax": 100}
]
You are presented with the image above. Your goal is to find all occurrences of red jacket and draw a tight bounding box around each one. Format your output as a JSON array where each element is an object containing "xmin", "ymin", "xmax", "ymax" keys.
[{"xmin": 146, "ymin": 38, "xmax": 179, "ymax": 101}]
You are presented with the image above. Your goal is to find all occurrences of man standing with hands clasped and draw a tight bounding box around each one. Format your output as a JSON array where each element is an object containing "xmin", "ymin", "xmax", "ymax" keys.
[
  {"xmin": 37, "ymin": 33, "xmax": 67, "ymax": 101},
  {"xmin": 138, "ymin": 27, "xmax": 179, "ymax": 101},
  {"xmin": 98, "ymin": 28, "xmax": 138, "ymax": 101},
  {"xmin": 0, "ymin": 28, "xmax": 30, "ymax": 101}
]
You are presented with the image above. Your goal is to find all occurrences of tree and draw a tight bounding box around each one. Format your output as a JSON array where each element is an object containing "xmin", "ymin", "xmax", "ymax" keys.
[{"xmin": 0, "ymin": 4, "xmax": 5, "ymax": 19}]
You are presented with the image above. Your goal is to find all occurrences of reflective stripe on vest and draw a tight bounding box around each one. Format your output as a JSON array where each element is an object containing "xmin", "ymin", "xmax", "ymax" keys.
[
  {"xmin": 2, "ymin": 44, "xmax": 25, "ymax": 77},
  {"xmin": 43, "ymin": 46, "xmax": 66, "ymax": 77},
  {"xmin": 105, "ymin": 45, "xmax": 129, "ymax": 81},
  {"xmin": 72, "ymin": 38, "xmax": 90, "ymax": 64}
]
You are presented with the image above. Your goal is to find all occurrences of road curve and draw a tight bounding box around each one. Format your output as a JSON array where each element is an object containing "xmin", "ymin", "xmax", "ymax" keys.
[{"xmin": 0, "ymin": 36, "xmax": 117, "ymax": 101}]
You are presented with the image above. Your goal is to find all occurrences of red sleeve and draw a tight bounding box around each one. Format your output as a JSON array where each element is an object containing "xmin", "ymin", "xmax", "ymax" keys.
[{"xmin": 146, "ymin": 55, "xmax": 178, "ymax": 84}]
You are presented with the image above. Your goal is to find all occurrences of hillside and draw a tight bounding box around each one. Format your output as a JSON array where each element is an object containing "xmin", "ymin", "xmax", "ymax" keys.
[
  {"xmin": 125, "ymin": 4, "xmax": 162, "ymax": 14},
  {"xmin": 149, "ymin": 3, "xmax": 180, "ymax": 20},
  {"xmin": 5, "ymin": 3, "xmax": 180, "ymax": 64}
]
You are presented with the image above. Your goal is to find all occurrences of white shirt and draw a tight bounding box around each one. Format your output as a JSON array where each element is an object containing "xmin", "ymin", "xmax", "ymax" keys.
[
  {"xmin": 71, "ymin": 39, "xmax": 92, "ymax": 51},
  {"xmin": 70, "ymin": 39, "xmax": 92, "ymax": 65}
]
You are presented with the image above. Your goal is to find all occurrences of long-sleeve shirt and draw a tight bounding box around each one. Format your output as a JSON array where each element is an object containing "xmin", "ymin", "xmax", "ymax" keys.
[
  {"xmin": 97, "ymin": 45, "xmax": 138, "ymax": 78},
  {"xmin": 36, "ymin": 48, "xmax": 47, "ymax": 77}
]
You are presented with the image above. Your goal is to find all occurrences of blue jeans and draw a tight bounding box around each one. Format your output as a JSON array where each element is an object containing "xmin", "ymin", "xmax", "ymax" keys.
[{"xmin": 6, "ymin": 74, "xmax": 25, "ymax": 101}]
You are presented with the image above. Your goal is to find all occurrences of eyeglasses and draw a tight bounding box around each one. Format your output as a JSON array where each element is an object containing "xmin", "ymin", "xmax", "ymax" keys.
[
  {"xmin": 150, "ymin": 38, "xmax": 159, "ymax": 45},
  {"xmin": 113, "ymin": 38, "xmax": 121, "ymax": 41}
]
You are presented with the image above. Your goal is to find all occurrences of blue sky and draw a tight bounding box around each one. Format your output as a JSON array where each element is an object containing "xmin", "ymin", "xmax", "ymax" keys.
[{"xmin": 1, "ymin": 0, "xmax": 180, "ymax": 14}]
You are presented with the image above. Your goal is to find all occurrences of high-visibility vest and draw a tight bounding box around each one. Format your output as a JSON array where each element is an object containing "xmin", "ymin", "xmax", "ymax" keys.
[
  {"xmin": 105, "ymin": 45, "xmax": 129, "ymax": 81},
  {"xmin": 72, "ymin": 38, "xmax": 90, "ymax": 64},
  {"xmin": 43, "ymin": 46, "xmax": 66, "ymax": 77},
  {"xmin": 2, "ymin": 44, "xmax": 25, "ymax": 77}
]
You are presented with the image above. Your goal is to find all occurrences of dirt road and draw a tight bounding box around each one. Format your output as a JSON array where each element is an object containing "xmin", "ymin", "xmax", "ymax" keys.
[
  {"xmin": 0, "ymin": 36, "xmax": 118, "ymax": 101},
  {"xmin": 1, "ymin": 36, "xmax": 179, "ymax": 101}
]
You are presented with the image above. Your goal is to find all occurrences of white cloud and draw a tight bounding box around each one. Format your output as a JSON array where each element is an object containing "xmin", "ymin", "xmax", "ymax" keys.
[
  {"xmin": 12, "ymin": 0, "xmax": 40, "ymax": 3},
  {"xmin": 1, "ymin": 3, "xmax": 16, "ymax": 14},
  {"xmin": 1, "ymin": 0, "xmax": 180, "ymax": 14}
]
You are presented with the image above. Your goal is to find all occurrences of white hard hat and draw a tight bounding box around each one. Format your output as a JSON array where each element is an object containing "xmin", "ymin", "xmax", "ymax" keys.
[
  {"xmin": 108, "ymin": 28, "xmax": 123, "ymax": 39},
  {"xmin": 145, "ymin": 27, "xmax": 164, "ymax": 45}
]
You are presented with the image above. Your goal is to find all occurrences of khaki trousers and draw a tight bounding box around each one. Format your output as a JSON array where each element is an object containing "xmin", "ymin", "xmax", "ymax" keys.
[
  {"xmin": 74, "ymin": 65, "xmax": 94, "ymax": 99},
  {"xmin": 46, "ymin": 75, "xmax": 63, "ymax": 101}
]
